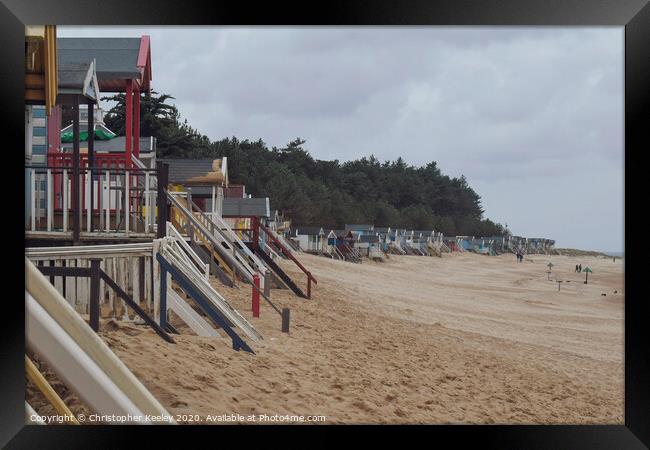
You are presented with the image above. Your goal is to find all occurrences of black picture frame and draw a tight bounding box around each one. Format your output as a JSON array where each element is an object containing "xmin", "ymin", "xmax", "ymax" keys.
[{"xmin": 1, "ymin": 1, "xmax": 647, "ymax": 448}]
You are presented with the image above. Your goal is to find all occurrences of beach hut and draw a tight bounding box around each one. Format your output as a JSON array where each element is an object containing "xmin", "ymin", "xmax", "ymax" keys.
[
  {"xmin": 27, "ymin": 32, "xmax": 166, "ymax": 244},
  {"xmin": 333, "ymin": 230, "xmax": 361, "ymax": 262},
  {"xmin": 158, "ymin": 158, "xmax": 228, "ymax": 218},
  {"xmin": 294, "ymin": 226, "xmax": 326, "ymax": 253},
  {"xmin": 357, "ymin": 234, "xmax": 384, "ymax": 258},
  {"xmin": 55, "ymin": 36, "xmax": 153, "ymax": 169}
]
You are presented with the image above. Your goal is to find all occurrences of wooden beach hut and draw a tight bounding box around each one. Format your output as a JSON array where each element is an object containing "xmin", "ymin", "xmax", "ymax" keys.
[{"xmin": 294, "ymin": 226, "xmax": 326, "ymax": 254}]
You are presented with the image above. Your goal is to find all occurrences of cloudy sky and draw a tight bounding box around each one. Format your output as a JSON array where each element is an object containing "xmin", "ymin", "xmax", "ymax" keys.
[{"xmin": 59, "ymin": 26, "xmax": 624, "ymax": 253}]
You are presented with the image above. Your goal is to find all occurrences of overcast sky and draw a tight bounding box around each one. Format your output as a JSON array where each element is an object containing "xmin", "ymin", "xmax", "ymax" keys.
[{"xmin": 59, "ymin": 26, "xmax": 624, "ymax": 253}]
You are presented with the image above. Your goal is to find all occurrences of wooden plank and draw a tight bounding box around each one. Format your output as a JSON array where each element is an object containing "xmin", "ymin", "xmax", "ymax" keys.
[
  {"xmin": 63, "ymin": 260, "xmax": 73, "ymax": 307},
  {"xmin": 53, "ymin": 259, "xmax": 63, "ymax": 295},
  {"xmin": 145, "ymin": 172, "xmax": 150, "ymax": 232},
  {"xmin": 30, "ymin": 169, "xmax": 36, "ymax": 231},
  {"xmin": 116, "ymin": 258, "xmax": 124, "ymax": 318},
  {"xmin": 124, "ymin": 171, "xmax": 130, "ymax": 234},
  {"xmin": 145, "ymin": 256, "xmax": 152, "ymax": 313},
  {"xmin": 86, "ymin": 171, "xmax": 91, "ymax": 232},
  {"xmin": 46, "ymin": 169, "xmax": 52, "ymax": 232},
  {"xmin": 78, "ymin": 259, "xmax": 88, "ymax": 314},
  {"xmin": 98, "ymin": 172, "xmax": 104, "ymax": 231},
  {"xmin": 109, "ymin": 257, "xmax": 116, "ymax": 315},
  {"xmin": 166, "ymin": 222, "xmax": 209, "ymax": 280},
  {"xmin": 167, "ymin": 287, "xmax": 219, "ymax": 337},
  {"xmin": 25, "ymin": 89, "xmax": 45, "ymax": 102},
  {"xmin": 115, "ymin": 175, "xmax": 121, "ymax": 230},
  {"xmin": 160, "ymin": 240, "xmax": 262, "ymax": 342},
  {"xmin": 105, "ymin": 170, "xmax": 110, "ymax": 232},
  {"xmin": 152, "ymin": 239, "xmax": 161, "ymax": 323},
  {"xmin": 132, "ymin": 257, "xmax": 139, "ymax": 307},
  {"xmin": 25, "ymin": 73, "xmax": 45, "ymax": 89},
  {"xmin": 122, "ymin": 257, "xmax": 129, "ymax": 319},
  {"xmin": 63, "ymin": 169, "xmax": 68, "ymax": 232},
  {"xmin": 99, "ymin": 258, "xmax": 106, "ymax": 310},
  {"xmin": 69, "ymin": 259, "xmax": 77, "ymax": 309}
]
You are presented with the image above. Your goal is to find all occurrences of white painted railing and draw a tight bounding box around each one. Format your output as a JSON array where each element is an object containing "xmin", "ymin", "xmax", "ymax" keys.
[
  {"xmin": 26, "ymin": 243, "xmax": 155, "ymax": 317},
  {"xmin": 25, "ymin": 166, "xmax": 158, "ymax": 236}
]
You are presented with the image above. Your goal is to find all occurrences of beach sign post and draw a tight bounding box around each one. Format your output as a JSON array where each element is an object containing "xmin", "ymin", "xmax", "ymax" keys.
[
  {"xmin": 583, "ymin": 267, "xmax": 593, "ymax": 284},
  {"xmin": 557, "ymin": 280, "xmax": 563, "ymax": 291}
]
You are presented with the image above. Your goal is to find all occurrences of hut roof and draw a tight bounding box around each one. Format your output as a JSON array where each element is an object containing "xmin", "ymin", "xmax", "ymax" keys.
[
  {"xmin": 58, "ymin": 36, "xmax": 152, "ymax": 92},
  {"xmin": 345, "ymin": 224, "xmax": 374, "ymax": 232},
  {"xmin": 222, "ymin": 197, "xmax": 270, "ymax": 218},
  {"xmin": 294, "ymin": 226, "xmax": 324, "ymax": 236}
]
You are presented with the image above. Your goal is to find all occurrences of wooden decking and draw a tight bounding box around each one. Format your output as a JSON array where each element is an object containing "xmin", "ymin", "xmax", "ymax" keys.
[{"xmin": 25, "ymin": 230, "xmax": 156, "ymax": 246}]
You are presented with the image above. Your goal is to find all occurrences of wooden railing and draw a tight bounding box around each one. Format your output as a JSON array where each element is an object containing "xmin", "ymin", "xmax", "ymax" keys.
[
  {"xmin": 26, "ymin": 243, "xmax": 156, "ymax": 320},
  {"xmin": 25, "ymin": 164, "xmax": 159, "ymax": 239},
  {"xmin": 258, "ymin": 222, "xmax": 317, "ymax": 298}
]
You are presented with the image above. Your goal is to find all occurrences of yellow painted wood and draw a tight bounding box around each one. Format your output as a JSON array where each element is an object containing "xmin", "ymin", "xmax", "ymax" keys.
[
  {"xmin": 25, "ymin": 355, "xmax": 79, "ymax": 424},
  {"xmin": 44, "ymin": 25, "xmax": 57, "ymax": 115}
]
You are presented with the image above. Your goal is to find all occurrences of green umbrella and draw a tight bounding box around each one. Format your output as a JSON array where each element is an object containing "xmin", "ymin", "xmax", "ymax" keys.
[
  {"xmin": 582, "ymin": 267, "xmax": 592, "ymax": 284},
  {"xmin": 61, "ymin": 128, "xmax": 116, "ymax": 143}
]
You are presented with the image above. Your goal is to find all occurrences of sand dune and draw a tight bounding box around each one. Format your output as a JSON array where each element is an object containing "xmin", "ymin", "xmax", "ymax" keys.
[{"xmin": 27, "ymin": 252, "xmax": 623, "ymax": 424}]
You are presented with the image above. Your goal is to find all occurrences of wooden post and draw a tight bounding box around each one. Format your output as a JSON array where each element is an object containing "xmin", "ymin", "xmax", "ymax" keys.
[
  {"xmin": 89, "ymin": 258, "xmax": 101, "ymax": 332},
  {"xmin": 307, "ymin": 273, "xmax": 312, "ymax": 299},
  {"xmin": 251, "ymin": 216, "xmax": 259, "ymax": 249},
  {"xmin": 152, "ymin": 239, "xmax": 161, "ymax": 322},
  {"xmin": 159, "ymin": 265, "xmax": 167, "ymax": 329},
  {"xmin": 211, "ymin": 185, "xmax": 216, "ymax": 223},
  {"xmin": 87, "ymin": 99, "xmax": 95, "ymax": 231},
  {"xmin": 125, "ymin": 79, "xmax": 133, "ymax": 167},
  {"xmin": 30, "ymin": 169, "xmax": 36, "ymax": 231},
  {"xmin": 156, "ymin": 162, "xmax": 169, "ymax": 239},
  {"xmin": 46, "ymin": 169, "xmax": 52, "ymax": 232},
  {"xmin": 139, "ymin": 257, "xmax": 145, "ymax": 304},
  {"xmin": 72, "ymin": 97, "xmax": 80, "ymax": 243},
  {"xmin": 186, "ymin": 189, "xmax": 193, "ymax": 236},
  {"xmin": 104, "ymin": 170, "xmax": 110, "ymax": 232},
  {"xmin": 145, "ymin": 171, "xmax": 150, "ymax": 232},
  {"xmin": 264, "ymin": 271, "xmax": 271, "ymax": 298},
  {"xmin": 252, "ymin": 274, "xmax": 260, "ymax": 317},
  {"xmin": 134, "ymin": 88, "xmax": 140, "ymax": 158},
  {"xmin": 124, "ymin": 170, "xmax": 130, "ymax": 234},
  {"xmin": 281, "ymin": 308, "xmax": 290, "ymax": 333}
]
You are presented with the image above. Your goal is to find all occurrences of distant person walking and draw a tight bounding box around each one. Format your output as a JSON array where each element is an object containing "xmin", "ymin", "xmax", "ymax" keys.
[
  {"xmin": 575, "ymin": 264, "xmax": 579, "ymax": 273},
  {"xmin": 579, "ymin": 264, "xmax": 582, "ymax": 272}
]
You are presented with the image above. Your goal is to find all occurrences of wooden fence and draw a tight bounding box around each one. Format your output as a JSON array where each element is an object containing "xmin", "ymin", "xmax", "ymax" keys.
[{"xmin": 26, "ymin": 243, "xmax": 155, "ymax": 319}]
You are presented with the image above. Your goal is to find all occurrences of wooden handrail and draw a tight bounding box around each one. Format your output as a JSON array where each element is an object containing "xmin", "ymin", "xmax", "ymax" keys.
[{"xmin": 259, "ymin": 223, "xmax": 317, "ymax": 285}]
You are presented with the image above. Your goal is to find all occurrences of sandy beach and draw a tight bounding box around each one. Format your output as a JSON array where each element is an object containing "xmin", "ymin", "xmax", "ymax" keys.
[{"xmin": 28, "ymin": 252, "xmax": 624, "ymax": 424}]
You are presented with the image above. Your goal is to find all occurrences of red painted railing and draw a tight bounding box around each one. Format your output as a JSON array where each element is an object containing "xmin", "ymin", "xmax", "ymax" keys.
[{"xmin": 258, "ymin": 222, "xmax": 317, "ymax": 298}]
